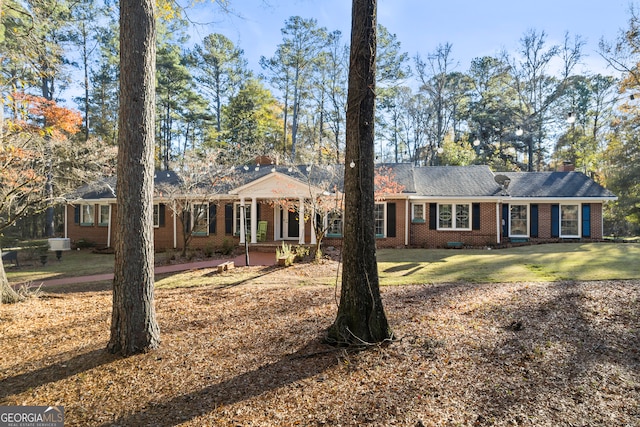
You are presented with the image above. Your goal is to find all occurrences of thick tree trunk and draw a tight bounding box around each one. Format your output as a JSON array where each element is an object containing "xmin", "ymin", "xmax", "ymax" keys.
[
  {"xmin": 107, "ymin": 0, "xmax": 160, "ymax": 356},
  {"xmin": 327, "ymin": 0, "xmax": 393, "ymax": 346}
]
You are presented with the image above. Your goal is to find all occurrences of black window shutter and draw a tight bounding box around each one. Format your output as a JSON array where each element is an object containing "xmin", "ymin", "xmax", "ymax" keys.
[
  {"xmin": 429, "ymin": 203, "xmax": 437, "ymax": 230},
  {"xmin": 502, "ymin": 204, "xmax": 509, "ymax": 236},
  {"xmin": 582, "ymin": 204, "xmax": 591, "ymax": 237},
  {"xmin": 530, "ymin": 204, "xmax": 538, "ymax": 237},
  {"xmin": 209, "ymin": 204, "xmax": 217, "ymax": 234},
  {"xmin": 387, "ymin": 203, "xmax": 396, "ymax": 238},
  {"xmin": 74, "ymin": 205, "xmax": 80, "ymax": 224},
  {"xmin": 224, "ymin": 203, "xmax": 234, "ymax": 235},
  {"xmin": 472, "ymin": 203, "xmax": 480, "ymax": 230},
  {"xmin": 159, "ymin": 203, "xmax": 166, "ymax": 227},
  {"xmin": 551, "ymin": 204, "xmax": 560, "ymax": 237}
]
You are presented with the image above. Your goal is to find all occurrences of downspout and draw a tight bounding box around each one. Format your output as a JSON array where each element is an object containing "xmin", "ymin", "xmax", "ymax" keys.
[
  {"xmin": 107, "ymin": 204, "xmax": 112, "ymax": 247},
  {"xmin": 405, "ymin": 199, "xmax": 409, "ymax": 246},
  {"xmin": 64, "ymin": 204, "xmax": 68, "ymax": 238}
]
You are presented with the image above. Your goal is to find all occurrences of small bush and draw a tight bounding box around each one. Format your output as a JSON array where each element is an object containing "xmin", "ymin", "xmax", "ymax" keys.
[
  {"xmin": 276, "ymin": 242, "xmax": 295, "ymax": 266},
  {"xmin": 75, "ymin": 239, "xmax": 96, "ymax": 249},
  {"xmin": 220, "ymin": 238, "xmax": 235, "ymax": 256}
]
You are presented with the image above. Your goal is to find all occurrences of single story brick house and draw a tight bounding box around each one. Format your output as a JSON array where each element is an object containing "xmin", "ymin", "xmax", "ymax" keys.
[{"xmin": 63, "ymin": 164, "xmax": 617, "ymax": 251}]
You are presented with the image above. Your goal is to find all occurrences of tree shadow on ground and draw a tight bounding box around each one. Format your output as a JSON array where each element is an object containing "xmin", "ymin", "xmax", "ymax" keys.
[
  {"xmin": 202, "ymin": 265, "xmax": 289, "ymax": 290},
  {"xmin": 469, "ymin": 281, "xmax": 640, "ymax": 424},
  {"xmin": 98, "ymin": 337, "xmax": 338, "ymax": 427},
  {"xmin": 0, "ymin": 347, "xmax": 118, "ymax": 400},
  {"xmin": 389, "ymin": 280, "xmax": 640, "ymax": 425}
]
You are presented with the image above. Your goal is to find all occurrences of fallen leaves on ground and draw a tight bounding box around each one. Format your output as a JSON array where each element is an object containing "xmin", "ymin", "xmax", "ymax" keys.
[{"xmin": 1, "ymin": 263, "xmax": 639, "ymax": 426}]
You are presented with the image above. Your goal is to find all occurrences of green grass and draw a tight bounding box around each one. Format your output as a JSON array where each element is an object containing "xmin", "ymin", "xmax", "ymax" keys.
[
  {"xmin": 377, "ymin": 243, "xmax": 640, "ymax": 285},
  {"xmin": 4, "ymin": 249, "xmax": 174, "ymax": 284},
  {"xmin": 5, "ymin": 242, "xmax": 640, "ymax": 288}
]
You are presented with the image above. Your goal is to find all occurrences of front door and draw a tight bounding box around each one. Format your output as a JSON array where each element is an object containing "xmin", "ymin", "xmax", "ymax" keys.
[{"xmin": 279, "ymin": 207, "xmax": 300, "ymax": 240}]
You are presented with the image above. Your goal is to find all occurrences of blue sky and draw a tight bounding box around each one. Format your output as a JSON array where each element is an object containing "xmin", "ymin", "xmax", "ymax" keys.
[{"xmin": 188, "ymin": 0, "xmax": 632, "ymax": 77}]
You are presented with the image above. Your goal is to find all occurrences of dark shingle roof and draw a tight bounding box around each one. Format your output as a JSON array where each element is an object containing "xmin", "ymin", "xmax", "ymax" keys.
[
  {"xmin": 412, "ymin": 165, "xmax": 503, "ymax": 197},
  {"xmin": 68, "ymin": 171, "xmax": 182, "ymax": 200},
  {"xmin": 502, "ymin": 171, "xmax": 616, "ymax": 199},
  {"xmin": 68, "ymin": 165, "xmax": 616, "ymax": 201}
]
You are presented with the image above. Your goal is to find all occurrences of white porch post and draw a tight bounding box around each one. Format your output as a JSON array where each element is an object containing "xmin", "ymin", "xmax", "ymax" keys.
[
  {"xmin": 310, "ymin": 206, "xmax": 317, "ymax": 245},
  {"xmin": 250, "ymin": 197, "xmax": 257, "ymax": 244},
  {"xmin": 239, "ymin": 198, "xmax": 246, "ymax": 244},
  {"xmin": 172, "ymin": 200, "xmax": 177, "ymax": 249},
  {"xmin": 298, "ymin": 197, "xmax": 305, "ymax": 244}
]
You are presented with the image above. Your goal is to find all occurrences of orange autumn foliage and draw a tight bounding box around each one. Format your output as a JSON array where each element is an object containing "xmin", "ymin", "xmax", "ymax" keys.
[{"xmin": 10, "ymin": 92, "xmax": 82, "ymax": 140}]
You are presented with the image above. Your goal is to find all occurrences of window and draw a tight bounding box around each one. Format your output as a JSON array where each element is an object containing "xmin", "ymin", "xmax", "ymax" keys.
[
  {"xmin": 326, "ymin": 210, "xmax": 343, "ymax": 237},
  {"xmin": 437, "ymin": 203, "xmax": 471, "ymax": 230},
  {"xmin": 234, "ymin": 203, "xmax": 251, "ymax": 237},
  {"xmin": 374, "ymin": 203, "xmax": 385, "ymax": 237},
  {"xmin": 192, "ymin": 203, "xmax": 209, "ymax": 236},
  {"xmin": 81, "ymin": 204, "xmax": 95, "ymax": 226},
  {"xmin": 153, "ymin": 204, "xmax": 160, "ymax": 228},
  {"xmin": 509, "ymin": 205, "xmax": 528, "ymax": 237},
  {"xmin": 412, "ymin": 203, "xmax": 425, "ymax": 223},
  {"xmin": 98, "ymin": 205, "xmax": 110, "ymax": 227},
  {"xmin": 560, "ymin": 204, "xmax": 580, "ymax": 237}
]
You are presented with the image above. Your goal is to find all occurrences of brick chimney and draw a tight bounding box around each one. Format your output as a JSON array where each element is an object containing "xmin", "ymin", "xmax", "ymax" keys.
[{"xmin": 559, "ymin": 161, "xmax": 575, "ymax": 172}]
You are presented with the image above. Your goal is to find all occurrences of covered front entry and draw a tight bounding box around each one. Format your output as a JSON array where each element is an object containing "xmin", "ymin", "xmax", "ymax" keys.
[{"xmin": 231, "ymin": 171, "xmax": 325, "ymax": 246}]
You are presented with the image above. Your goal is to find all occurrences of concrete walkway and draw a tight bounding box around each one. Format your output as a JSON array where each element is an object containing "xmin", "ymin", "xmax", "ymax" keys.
[{"xmin": 35, "ymin": 251, "xmax": 276, "ymax": 288}]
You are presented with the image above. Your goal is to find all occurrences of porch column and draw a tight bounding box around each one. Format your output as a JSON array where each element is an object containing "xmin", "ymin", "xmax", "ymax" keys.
[
  {"xmin": 298, "ymin": 197, "xmax": 305, "ymax": 244},
  {"xmin": 172, "ymin": 200, "xmax": 177, "ymax": 249},
  {"xmin": 239, "ymin": 197, "xmax": 246, "ymax": 244},
  {"xmin": 310, "ymin": 206, "xmax": 317, "ymax": 245},
  {"xmin": 250, "ymin": 197, "xmax": 257, "ymax": 244}
]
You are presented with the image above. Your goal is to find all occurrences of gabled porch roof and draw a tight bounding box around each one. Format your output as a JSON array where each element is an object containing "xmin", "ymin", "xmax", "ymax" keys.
[{"xmin": 230, "ymin": 171, "xmax": 334, "ymax": 199}]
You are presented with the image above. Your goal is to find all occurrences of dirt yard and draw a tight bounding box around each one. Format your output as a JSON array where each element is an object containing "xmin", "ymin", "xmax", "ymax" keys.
[{"xmin": 1, "ymin": 262, "xmax": 639, "ymax": 426}]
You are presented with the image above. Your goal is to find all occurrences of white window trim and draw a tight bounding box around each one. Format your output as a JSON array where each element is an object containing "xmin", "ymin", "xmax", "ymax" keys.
[
  {"xmin": 374, "ymin": 202, "xmax": 387, "ymax": 238},
  {"xmin": 437, "ymin": 203, "xmax": 471, "ymax": 231},
  {"xmin": 191, "ymin": 203, "xmax": 209, "ymax": 237},
  {"xmin": 153, "ymin": 204, "xmax": 160, "ymax": 228},
  {"xmin": 98, "ymin": 204, "xmax": 110, "ymax": 227},
  {"xmin": 508, "ymin": 204, "xmax": 529, "ymax": 238},
  {"xmin": 325, "ymin": 209, "xmax": 343, "ymax": 237},
  {"xmin": 80, "ymin": 204, "xmax": 95, "ymax": 226},
  {"xmin": 233, "ymin": 202, "xmax": 251, "ymax": 237},
  {"xmin": 560, "ymin": 203, "xmax": 581, "ymax": 238},
  {"xmin": 411, "ymin": 203, "xmax": 426, "ymax": 223}
]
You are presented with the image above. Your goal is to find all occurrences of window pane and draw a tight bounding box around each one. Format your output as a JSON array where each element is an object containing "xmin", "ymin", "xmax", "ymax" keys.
[
  {"xmin": 82, "ymin": 205, "xmax": 94, "ymax": 225},
  {"xmin": 412, "ymin": 204, "xmax": 424, "ymax": 221},
  {"xmin": 510, "ymin": 205, "xmax": 528, "ymax": 236},
  {"xmin": 153, "ymin": 204, "xmax": 159, "ymax": 227},
  {"xmin": 439, "ymin": 204, "xmax": 452, "ymax": 228},
  {"xmin": 561, "ymin": 205, "xmax": 579, "ymax": 236},
  {"xmin": 327, "ymin": 210, "xmax": 343, "ymax": 236},
  {"xmin": 235, "ymin": 204, "xmax": 251, "ymax": 236},
  {"xmin": 193, "ymin": 204, "xmax": 208, "ymax": 234},
  {"xmin": 99, "ymin": 205, "xmax": 110, "ymax": 226},
  {"xmin": 456, "ymin": 204, "xmax": 470, "ymax": 229},
  {"xmin": 374, "ymin": 204, "xmax": 384, "ymax": 236}
]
